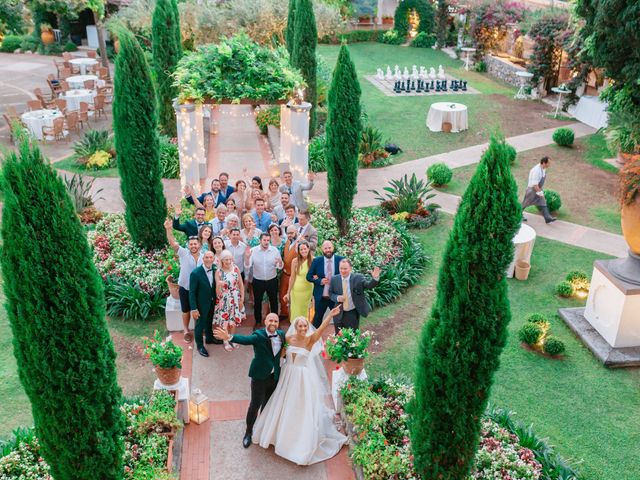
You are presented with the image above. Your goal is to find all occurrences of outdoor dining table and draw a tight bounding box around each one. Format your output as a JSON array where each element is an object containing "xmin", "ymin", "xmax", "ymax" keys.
[
  {"xmin": 426, "ymin": 102, "xmax": 469, "ymax": 132},
  {"xmin": 69, "ymin": 57, "xmax": 98, "ymax": 75},
  {"xmin": 66, "ymin": 74, "xmax": 105, "ymax": 90},
  {"xmin": 61, "ymin": 88, "xmax": 96, "ymax": 112},
  {"xmin": 20, "ymin": 109, "xmax": 64, "ymax": 140}
]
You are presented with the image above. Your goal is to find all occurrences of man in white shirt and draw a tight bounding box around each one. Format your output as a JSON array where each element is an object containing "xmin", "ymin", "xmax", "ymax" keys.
[
  {"xmin": 225, "ymin": 228, "xmax": 247, "ymax": 278},
  {"xmin": 244, "ymin": 233, "xmax": 284, "ymax": 328},
  {"xmin": 211, "ymin": 204, "xmax": 227, "ymax": 235},
  {"xmin": 521, "ymin": 156, "xmax": 556, "ymax": 224}
]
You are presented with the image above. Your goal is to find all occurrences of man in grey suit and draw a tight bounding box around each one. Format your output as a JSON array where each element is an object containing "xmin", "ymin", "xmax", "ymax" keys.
[
  {"xmin": 279, "ymin": 170, "xmax": 315, "ymax": 212},
  {"xmin": 329, "ymin": 259, "xmax": 381, "ymax": 333}
]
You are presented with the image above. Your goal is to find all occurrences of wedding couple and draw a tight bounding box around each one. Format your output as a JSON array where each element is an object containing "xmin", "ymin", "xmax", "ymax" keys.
[{"xmin": 214, "ymin": 306, "xmax": 346, "ymax": 466}]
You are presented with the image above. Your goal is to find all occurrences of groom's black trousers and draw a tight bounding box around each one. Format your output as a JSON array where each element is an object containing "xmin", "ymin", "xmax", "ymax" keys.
[{"xmin": 246, "ymin": 373, "xmax": 277, "ymax": 435}]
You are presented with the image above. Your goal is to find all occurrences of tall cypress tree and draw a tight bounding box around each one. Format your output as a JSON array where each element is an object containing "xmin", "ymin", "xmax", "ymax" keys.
[
  {"xmin": 113, "ymin": 26, "xmax": 168, "ymax": 250},
  {"xmin": 152, "ymin": 0, "xmax": 182, "ymax": 137},
  {"xmin": 1, "ymin": 139, "xmax": 123, "ymax": 480},
  {"xmin": 436, "ymin": 0, "xmax": 449, "ymax": 49},
  {"xmin": 285, "ymin": 0, "xmax": 296, "ymax": 56},
  {"xmin": 291, "ymin": 0, "xmax": 318, "ymax": 137},
  {"xmin": 411, "ymin": 136, "xmax": 521, "ymax": 479},
  {"xmin": 326, "ymin": 44, "xmax": 361, "ymax": 236}
]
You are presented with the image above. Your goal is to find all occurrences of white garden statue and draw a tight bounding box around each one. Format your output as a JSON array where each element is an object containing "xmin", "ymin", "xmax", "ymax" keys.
[
  {"xmin": 419, "ymin": 66, "xmax": 426, "ymax": 79},
  {"xmin": 385, "ymin": 65, "xmax": 393, "ymax": 80},
  {"xmin": 412, "ymin": 65, "xmax": 419, "ymax": 80},
  {"xmin": 429, "ymin": 67, "xmax": 436, "ymax": 79},
  {"xmin": 437, "ymin": 65, "xmax": 446, "ymax": 79},
  {"xmin": 394, "ymin": 65, "xmax": 401, "ymax": 80},
  {"xmin": 403, "ymin": 67, "xmax": 410, "ymax": 80},
  {"xmin": 376, "ymin": 68, "xmax": 384, "ymax": 80}
]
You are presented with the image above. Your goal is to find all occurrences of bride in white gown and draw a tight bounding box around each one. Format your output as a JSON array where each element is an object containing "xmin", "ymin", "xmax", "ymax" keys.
[{"xmin": 252, "ymin": 306, "xmax": 347, "ymax": 465}]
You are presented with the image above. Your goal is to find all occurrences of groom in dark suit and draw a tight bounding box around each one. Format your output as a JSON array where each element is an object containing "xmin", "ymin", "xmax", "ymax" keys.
[
  {"xmin": 214, "ymin": 312, "xmax": 285, "ymax": 448},
  {"xmin": 173, "ymin": 205, "xmax": 210, "ymax": 237},
  {"xmin": 329, "ymin": 259, "xmax": 381, "ymax": 333},
  {"xmin": 189, "ymin": 251, "xmax": 217, "ymax": 357},
  {"xmin": 306, "ymin": 240, "xmax": 344, "ymax": 328}
]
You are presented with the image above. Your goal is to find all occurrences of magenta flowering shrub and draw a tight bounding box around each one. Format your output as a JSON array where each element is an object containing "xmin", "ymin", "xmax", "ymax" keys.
[{"xmin": 469, "ymin": 1, "xmax": 526, "ymax": 58}]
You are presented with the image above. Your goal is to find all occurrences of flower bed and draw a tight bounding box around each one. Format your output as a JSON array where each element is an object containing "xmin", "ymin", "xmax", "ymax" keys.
[
  {"xmin": 341, "ymin": 378, "xmax": 580, "ymax": 480},
  {"xmin": 0, "ymin": 391, "xmax": 180, "ymax": 480}
]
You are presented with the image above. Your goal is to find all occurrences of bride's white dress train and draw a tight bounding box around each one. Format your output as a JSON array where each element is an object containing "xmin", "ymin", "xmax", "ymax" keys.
[{"xmin": 252, "ymin": 345, "xmax": 347, "ymax": 465}]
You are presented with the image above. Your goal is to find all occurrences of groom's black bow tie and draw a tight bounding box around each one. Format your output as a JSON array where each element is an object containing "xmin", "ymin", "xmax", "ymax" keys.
[
  {"xmin": 206, "ymin": 269, "xmax": 212, "ymax": 272},
  {"xmin": 268, "ymin": 334, "xmax": 278, "ymax": 338}
]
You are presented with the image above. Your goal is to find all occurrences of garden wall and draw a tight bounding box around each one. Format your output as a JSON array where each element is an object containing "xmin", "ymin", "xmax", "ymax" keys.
[{"xmin": 484, "ymin": 54, "xmax": 527, "ymax": 87}]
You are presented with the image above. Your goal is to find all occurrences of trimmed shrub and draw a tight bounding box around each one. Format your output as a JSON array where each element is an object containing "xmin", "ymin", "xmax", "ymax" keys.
[
  {"xmin": 552, "ymin": 127, "xmax": 575, "ymax": 146},
  {"xmin": 63, "ymin": 41, "xmax": 78, "ymax": 52},
  {"xmin": 544, "ymin": 189, "xmax": 562, "ymax": 212},
  {"xmin": 505, "ymin": 143, "xmax": 517, "ymax": 164},
  {"xmin": 380, "ymin": 29, "xmax": 404, "ymax": 45},
  {"xmin": 527, "ymin": 313, "xmax": 550, "ymax": 331},
  {"xmin": 427, "ymin": 162, "xmax": 453, "ymax": 186},
  {"xmin": 0, "ymin": 35, "xmax": 22, "ymax": 52},
  {"xmin": 159, "ymin": 135, "xmax": 179, "ymax": 179},
  {"xmin": 518, "ymin": 322, "xmax": 544, "ymax": 345},
  {"xmin": 555, "ymin": 280, "xmax": 573, "ymax": 297},
  {"xmin": 475, "ymin": 60, "xmax": 487, "ymax": 72},
  {"xmin": 543, "ymin": 336, "xmax": 566, "ymax": 356},
  {"xmin": 410, "ymin": 32, "xmax": 436, "ymax": 48},
  {"xmin": 309, "ymin": 133, "xmax": 327, "ymax": 172},
  {"xmin": 19, "ymin": 34, "xmax": 39, "ymax": 52}
]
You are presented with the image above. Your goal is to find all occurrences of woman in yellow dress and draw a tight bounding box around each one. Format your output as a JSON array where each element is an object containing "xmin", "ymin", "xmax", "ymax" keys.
[{"xmin": 284, "ymin": 240, "xmax": 314, "ymax": 321}]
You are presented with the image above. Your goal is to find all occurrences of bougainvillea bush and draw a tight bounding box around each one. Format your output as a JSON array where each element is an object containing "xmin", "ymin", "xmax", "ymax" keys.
[
  {"xmin": 340, "ymin": 378, "xmax": 579, "ymax": 480},
  {"xmin": 469, "ymin": 1, "xmax": 525, "ymax": 60}
]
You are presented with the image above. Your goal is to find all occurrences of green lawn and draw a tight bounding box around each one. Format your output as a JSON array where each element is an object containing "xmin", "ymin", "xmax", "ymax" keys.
[
  {"xmin": 438, "ymin": 134, "xmax": 622, "ymax": 234},
  {"xmin": 363, "ymin": 217, "xmax": 640, "ymax": 480},
  {"xmin": 318, "ymin": 43, "xmax": 571, "ymax": 164},
  {"xmin": 53, "ymin": 155, "xmax": 120, "ymax": 178}
]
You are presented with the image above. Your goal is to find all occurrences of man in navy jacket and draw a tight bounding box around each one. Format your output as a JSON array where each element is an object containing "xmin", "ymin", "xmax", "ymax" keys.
[{"xmin": 306, "ymin": 240, "xmax": 344, "ymax": 328}]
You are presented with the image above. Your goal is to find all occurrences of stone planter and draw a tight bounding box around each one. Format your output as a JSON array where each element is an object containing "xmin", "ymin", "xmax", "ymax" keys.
[
  {"xmin": 166, "ymin": 276, "xmax": 180, "ymax": 300},
  {"xmin": 382, "ymin": 17, "xmax": 394, "ymax": 25},
  {"xmin": 343, "ymin": 358, "xmax": 365, "ymax": 376},
  {"xmin": 155, "ymin": 366, "xmax": 181, "ymax": 386},
  {"xmin": 621, "ymin": 198, "xmax": 640, "ymax": 255}
]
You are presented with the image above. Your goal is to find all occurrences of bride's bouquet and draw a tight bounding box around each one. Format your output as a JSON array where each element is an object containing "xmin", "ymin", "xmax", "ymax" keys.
[{"xmin": 325, "ymin": 328, "xmax": 373, "ymax": 364}]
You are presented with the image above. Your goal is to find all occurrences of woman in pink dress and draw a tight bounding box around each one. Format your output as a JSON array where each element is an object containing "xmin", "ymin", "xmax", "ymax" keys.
[{"xmin": 214, "ymin": 250, "xmax": 246, "ymax": 351}]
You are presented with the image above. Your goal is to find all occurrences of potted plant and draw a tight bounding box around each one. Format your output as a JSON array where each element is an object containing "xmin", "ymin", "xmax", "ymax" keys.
[
  {"xmin": 164, "ymin": 252, "xmax": 181, "ymax": 300},
  {"xmin": 143, "ymin": 331, "xmax": 183, "ymax": 386},
  {"xmin": 40, "ymin": 23, "xmax": 55, "ymax": 45},
  {"xmin": 619, "ymin": 158, "xmax": 640, "ymax": 254},
  {"xmin": 382, "ymin": 16, "xmax": 394, "ymax": 25},
  {"xmin": 325, "ymin": 328, "xmax": 373, "ymax": 375}
]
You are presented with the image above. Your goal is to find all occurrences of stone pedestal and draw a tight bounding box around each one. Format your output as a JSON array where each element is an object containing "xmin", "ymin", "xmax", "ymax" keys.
[
  {"xmin": 166, "ymin": 296, "xmax": 194, "ymax": 331},
  {"xmin": 174, "ymin": 102, "xmax": 206, "ymax": 191},
  {"xmin": 279, "ymin": 101, "xmax": 310, "ymax": 177}
]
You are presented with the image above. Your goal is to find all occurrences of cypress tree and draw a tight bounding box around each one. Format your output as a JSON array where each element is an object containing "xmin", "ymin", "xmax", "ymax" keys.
[
  {"xmin": 291, "ymin": 0, "xmax": 318, "ymax": 137},
  {"xmin": 326, "ymin": 44, "xmax": 361, "ymax": 236},
  {"xmin": 1, "ymin": 139, "xmax": 123, "ymax": 480},
  {"xmin": 152, "ymin": 0, "xmax": 183, "ymax": 137},
  {"xmin": 113, "ymin": 26, "xmax": 168, "ymax": 250},
  {"xmin": 411, "ymin": 136, "xmax": 521, "ymax": 479},
  {"xmin": 436, "ymin": 0, "xmax": 449, "ymax": 49},
  {"xmin": 285, "ymin": 0, "xmax": 296, "ymax": 56}
]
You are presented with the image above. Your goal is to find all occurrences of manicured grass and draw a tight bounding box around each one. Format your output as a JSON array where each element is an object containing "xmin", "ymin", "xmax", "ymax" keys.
[
  {"xmin": 363, "ymin": 218, "xmax": 640, "ymax": 479},
  {"xmin": 583, "ymin": 130, "xmax": 618, "ymax": 173},
  {"xmin": 318, "ymin": 43, "xmax": 571, "ymax": 164},
  {"xmin": 53, "ymin": 155, "xmax": 120, "ymax": 178},
  {"xmin": 438, "ymin": 135, "xmax": 622, "ymax": 234}
]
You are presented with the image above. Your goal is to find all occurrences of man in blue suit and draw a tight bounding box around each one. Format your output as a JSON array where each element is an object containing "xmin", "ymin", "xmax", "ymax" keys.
[{"xmin": 306, "ymin": 240, "xmax": 344, "ymax": 328}]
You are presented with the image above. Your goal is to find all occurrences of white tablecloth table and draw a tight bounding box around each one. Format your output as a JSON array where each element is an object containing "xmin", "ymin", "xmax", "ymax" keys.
[
  {"xmin": 61, "ymin": 88, "xmax": 96, "ymax": 112},
  {"xmin": 21, "ymin": 109, "xmax": 64, "ymax": 140},
  {"xmin": 66, "ymin": 74, "xmax": 104, "ymax": 90},
  {"xmin": 568, "ymin": 95, "xmax": 608, "ymax": 129},
  {"xmin": 507, "ymin": 223, "xmax": 537, "ymax": 278},
  {"xmin": 69, "ymin": 57, "xmax": 98, "ymax": 75},
  {"xmin": 426, "ymin": 102, "xmax": 469, "ymax": 132}
]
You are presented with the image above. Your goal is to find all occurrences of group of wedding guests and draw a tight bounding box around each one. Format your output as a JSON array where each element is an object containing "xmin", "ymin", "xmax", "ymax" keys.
[{"xmin": 164, "ymin": 170, "xmax": 381, "ymax": 357}]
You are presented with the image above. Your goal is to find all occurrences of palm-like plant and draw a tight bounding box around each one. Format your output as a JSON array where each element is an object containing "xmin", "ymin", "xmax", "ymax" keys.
[{"xmin": 370, "ymin": 173, "xmax": 437, "ymax": 214}]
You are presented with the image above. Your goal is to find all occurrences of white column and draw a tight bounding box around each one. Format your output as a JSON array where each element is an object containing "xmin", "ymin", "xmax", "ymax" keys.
[
  {"xmin": 376, "ymin": 0, "xmax": 383, "ymax": 25},
  {"xmin": 174, "ymin": 102, "xmax": 206, "ymax": 192},
  {"xmin": 279, "ymin": 101, "xmax": 310, "ymax": 178}
]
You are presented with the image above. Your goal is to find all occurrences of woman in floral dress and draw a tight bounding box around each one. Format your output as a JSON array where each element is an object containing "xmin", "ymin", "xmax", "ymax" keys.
[
  {"xmin": 214, "ymin": 250, "xmax": 246, "ymax": 352},
  {"xmin": 212, "ymin": 236, "xmax": 225, "ymax": 267}
]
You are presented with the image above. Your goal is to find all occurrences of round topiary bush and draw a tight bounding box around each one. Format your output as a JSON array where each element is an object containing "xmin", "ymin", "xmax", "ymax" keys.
[
  {"xmin": 544, "ymin": 189, "xmax": 562, "ymax": 212},
  {"xmin": 518, "ymin": 322, "xmax": 544, "ymax": 345},
  {"xmin": 427, "ymin": 162, "xmax": 453, "ymax": 186},
  {"xmin": 0, "ymin": 35, "xmax": 23, "ymax": 53},
  {"xmin": 527, "ymin": 313, "xmax": 550, "ymax": 331},
  {"xmin": 543, "ymin": 336, "xmax": 566, "ymax": 356},
  {"xmin": 410, "ymin": 32, "xmax": 436, "ymax": 48},
  {"xmin": 555, "ymin": 280, "xmax": 574, "ymax": 297},
  {"xmin": 505, "ymin": 144, "xmax": 517, "ymax": 164},
  {"xmin": 552, "ymin": 127, "xmax": 574, "ymax": 147}
]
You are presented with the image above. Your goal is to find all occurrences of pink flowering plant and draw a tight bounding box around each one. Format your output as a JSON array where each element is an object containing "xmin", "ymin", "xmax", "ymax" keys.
[
  {"xmin": 142, "ymin": 331, "xmax": 183, "ymax": 369},
  {"xmin": 325, "ymin": 328, "xmax": 373, "ymax": 363}
]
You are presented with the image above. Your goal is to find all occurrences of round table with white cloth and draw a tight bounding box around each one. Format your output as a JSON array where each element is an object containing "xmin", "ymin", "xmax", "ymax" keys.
[
  {"xmin": 61, "ymin": 89, "xmax": 96, "ymax": 112},
  {"xmin": 21, "ymin": 109, "xmax": 64, "ymax": 140},
  {"xmin": 66, "ymin": 75, "xmax": 105, "ymax": 90},
  {"xmin": 507, "ymin": 223, "xmax": 537, "ymax": 278},
  {"xmin": 69, "ymin": 57, "xmax": 98, "ymax": 75},
  {"xmin": 426, "ymin": 102, "xmax": 469, "ymax": 132}
]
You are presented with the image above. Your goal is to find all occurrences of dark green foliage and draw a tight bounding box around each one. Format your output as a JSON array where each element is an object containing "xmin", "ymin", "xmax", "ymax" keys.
[
  {"xmin": 505, "ymin": 143, "xmax": 517, "ymax": 164},
  {"xmin": 475, "ymin": 60, "xmax": 487, "ymax": 72},
  {"xmin": 73, "ymin": 129, "xmax": 114, "ymax": 159},
  {"xmin": 326, "ymin": 45, "xmax": 361, "ymax": 235},
  {"xmin": 394, "ymin": 0, "xmax": 435, "ymax": 38},
  {"xmin": 63, "ymin": 40, "xmax": 78, "ymax": 52},
  {"xmin": 552, "ymin": 127, "xmax": 575, "ymax": 146},
  {"xmin": 152, "ymin": 0, "xmax": 182, "ymax": 137},
  {"xmin": 410, "ymin": 31, "xmax": 436, "ymax": 48},
  {"xmin": 543, "ymin": 336, "xmax": 566, "ymax": 356},
  {"xmin": 285, "ymin": 0, "xmax": 296, "ymax": 56},
  {"xmin": 0, "ymin": 139, "xmax": 123, "ymax": 479},
  {"xmin": 318, "ymin": 29, "xmax": 386, "ymax": 45},
  {"xmin": 159, "ymin": 134, "xmax": 180, "ymax": 179},
  {"xmin": 104, "ymin": 277, "xmax": 166, "ymax": 321},
  {"xmin": 527, "ymin": 313, "xmax": 550, "ymax": 331},
  {"xmin": 113, "ymin": 27, "xmax": 168, "ymax": 249},
  {"xmin": 518, "ymin": 322, "xmax": 544, "ymax": 345},
  {"xmin": 0, "ymin": 0, "xmax": 25, "ymax": 35},
  {"xmin": 427, "ymin": 162, "xmax": 453, "ymax": 186},
  {"xmin": 526, "ymin": 13, "xmax": 570, "ymax": 90},
  {"xmin": 19, "ymin": 34, "xmax": 39, "ymax": 52},
  {"xmin": 379, "ymin": 29, "xmax": 404, "ymax": 45},
  {"xmin": 555, "ymin": 280, "xmax": 573, "ymax": 297},
  {"xmin": 411, "ymin": 135, "xmax": 521, "ymax": 479},
  {"xmin": 291, "ymin": 0, "xmax": 318, "ymax": 137},
  {"xmin": 544, "ymin": 189, "xmax": 562, "ymax": 212},
  {"xmin": 0, "ymin": 34, "xmax": 21, "ymax": 52},
  {"xmin": 309, "ymin": 133, "xmax": 327, "ymax": 172},
  {"xmin": 435, "ymin": 0, "xmax": 449, "ymax": 48}
]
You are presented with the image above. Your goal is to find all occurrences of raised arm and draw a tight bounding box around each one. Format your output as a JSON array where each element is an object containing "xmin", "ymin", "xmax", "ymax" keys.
[
  {"xmin": 164, "ymin": 218, "xmax": 180, "ymax": 252},
  {"xmin": 213, "ymin": 328, "xmax": 258, "ymax": 345},
  {"xmin": 363, "ymin": 266, "xmax": 381, "ymax": 289},
  {"xmin": 309, "ymin": 305, "xmax": 341, "ymax": 344},
  {"xmin": 300, "ymin": 172, "xmax": 315, "ymax": 191}
]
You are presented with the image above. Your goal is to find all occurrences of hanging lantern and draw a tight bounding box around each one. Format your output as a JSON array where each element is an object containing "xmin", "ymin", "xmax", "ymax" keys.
[{"xmin": 189, "ymin": 389, "xmax": 209, "ymax": 424}]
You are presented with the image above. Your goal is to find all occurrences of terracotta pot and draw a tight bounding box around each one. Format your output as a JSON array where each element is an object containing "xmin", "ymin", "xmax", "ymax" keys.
[
  {"xmin": 442, "ymin": 122, "xmax": 452, "ymax": 133},
  {"xmin": 382, "ymin": 17, "xmax": 394, "ymax": 25},
  {"xmin": 515, "ymin": 260, "xmax": 531, "ymax": 281},
  {"xmin": 155, "ymin": 366, "xmax": 181, "ymax": 386},
  {"xmin": 41, "ymin": 30, "xmax": 55, "ymax": 45},
  {"xmin": 621, "ymin": 197, "xmax": 640, "ymax": 255},
  {"xmin": 166, "ymin": 276, "xmax": 180, "ymax": 300},
  {"xmin": 343, "ymin": 358, "xmax": 365, "ymax": 376}
]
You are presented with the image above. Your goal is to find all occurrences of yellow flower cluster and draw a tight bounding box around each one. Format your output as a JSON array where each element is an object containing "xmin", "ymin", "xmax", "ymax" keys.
[
  {"xmin": 87, "ymin": 150, "xmax": 112, "ymax": 170},
  {"xmin": 391, "ymin": 211, "xmax": 410, "ymax": 221}
]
